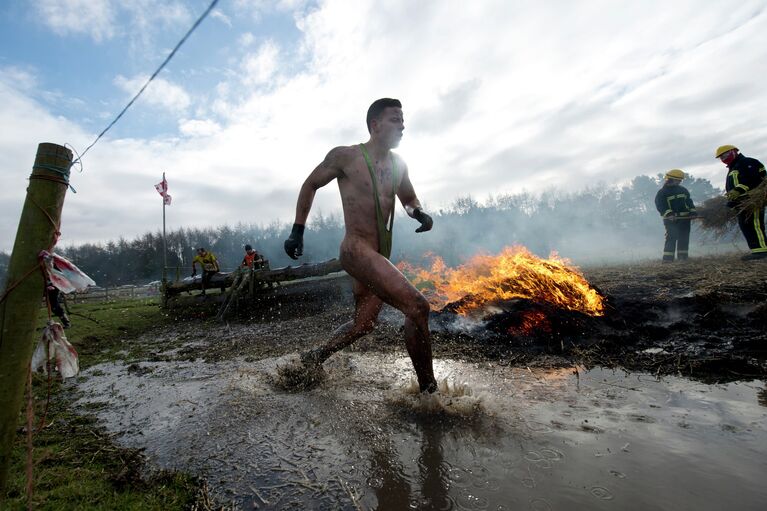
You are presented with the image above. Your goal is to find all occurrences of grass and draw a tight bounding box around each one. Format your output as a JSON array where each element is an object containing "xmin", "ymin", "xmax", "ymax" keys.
[{"xmin": 2, "ymin": 297, "xmax": 219, "ymax": 510}]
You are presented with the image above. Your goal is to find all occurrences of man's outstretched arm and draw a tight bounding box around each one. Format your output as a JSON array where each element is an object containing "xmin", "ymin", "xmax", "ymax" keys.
[{"xmin": 285, "ymin": 148, "xmax": 346, "ymax": 259}]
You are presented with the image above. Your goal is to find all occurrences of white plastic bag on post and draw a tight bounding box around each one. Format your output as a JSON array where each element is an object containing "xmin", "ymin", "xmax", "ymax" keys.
[
  {"xmin": 31, "ymin": 322, "xmax": 79, "ymax": 378},
  {"xmin": 39, "ymin": 250, "xmax": 96, "ymax": 294}
]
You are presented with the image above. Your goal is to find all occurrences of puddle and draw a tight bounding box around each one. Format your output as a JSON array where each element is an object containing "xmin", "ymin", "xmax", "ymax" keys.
[{"xmin": 72, "ymin": 355, "xmax": 767, "ymax": 510}]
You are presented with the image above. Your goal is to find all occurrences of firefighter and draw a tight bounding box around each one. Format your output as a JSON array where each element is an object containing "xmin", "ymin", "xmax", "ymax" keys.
[
  {"xmin": 654, "ymin": 169, "xmax": 697, "ymax": 262},
  {"xmin": 715, "ymin": 145, "xmax": 767, "ymax": 260}
]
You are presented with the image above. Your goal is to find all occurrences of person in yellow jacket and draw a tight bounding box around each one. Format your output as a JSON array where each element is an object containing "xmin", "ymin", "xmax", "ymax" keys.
[{"xmin": 191, "ymin": 247, "xmax": 220, "ymax": 295}]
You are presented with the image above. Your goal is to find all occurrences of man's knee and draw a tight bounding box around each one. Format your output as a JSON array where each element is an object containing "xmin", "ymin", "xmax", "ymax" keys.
[
  {"xmin": 405, "ymin": 294, "xmax": 431, "ymax": 320},
  {"xmin": 354, "ymin": 317, "xmax": 377, "ymax": 336}
]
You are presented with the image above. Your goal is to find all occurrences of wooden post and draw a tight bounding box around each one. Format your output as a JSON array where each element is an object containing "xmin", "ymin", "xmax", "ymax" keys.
[{"xmin": 0, "ymin": 143, "xmax": 72, "ymax": 492}]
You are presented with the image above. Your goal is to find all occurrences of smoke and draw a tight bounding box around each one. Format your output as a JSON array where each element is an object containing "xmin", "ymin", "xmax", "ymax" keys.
[{"xmin": 43, "ymin": 173, "xmax": 742, "ymax": 287}]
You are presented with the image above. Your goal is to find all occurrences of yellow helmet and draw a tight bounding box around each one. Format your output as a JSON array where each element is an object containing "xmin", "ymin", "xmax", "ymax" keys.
[
  {"xmin": 715, "ymin": 145, "xmax": 737, "ymax": 158},
  {"xmin": 665, "ymin": 169, "xmax": 685, "ymax": 180}
]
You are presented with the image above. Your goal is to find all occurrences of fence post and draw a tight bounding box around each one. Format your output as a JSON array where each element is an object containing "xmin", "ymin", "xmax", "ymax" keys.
[{"xmin": 0, "ymin": 143, "xmax": 72, "ymax": 493}]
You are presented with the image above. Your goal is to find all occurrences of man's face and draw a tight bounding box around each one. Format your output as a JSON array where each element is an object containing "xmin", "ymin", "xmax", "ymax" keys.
[
  {"xmin": 719, "ymin": 149, "xmax": 737, "ymax": 166},
  {"xmin": 373, "ymin": 107, "xmax": 404, "ymax": 148}
]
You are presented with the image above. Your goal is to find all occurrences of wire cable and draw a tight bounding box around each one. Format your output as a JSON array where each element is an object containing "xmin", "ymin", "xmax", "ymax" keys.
[{"xmin": 74, "ymin": 0, "xmax": 220, "ymax": 164}]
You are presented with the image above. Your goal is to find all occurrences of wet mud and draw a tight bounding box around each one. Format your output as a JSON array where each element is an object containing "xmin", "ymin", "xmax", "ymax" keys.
[{"xmin": 69, "ymin": 254, "xmax": 767, "ymax": 509}]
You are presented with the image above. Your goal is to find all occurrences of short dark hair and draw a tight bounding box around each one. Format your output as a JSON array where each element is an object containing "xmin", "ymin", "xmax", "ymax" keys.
[
  {"xmin": 366, "ymin": 98, "xmax": 402, "ymax": 133},
  {"xmin": 244, "ymin": 244, "xmax": 252, "ymax": 251}
]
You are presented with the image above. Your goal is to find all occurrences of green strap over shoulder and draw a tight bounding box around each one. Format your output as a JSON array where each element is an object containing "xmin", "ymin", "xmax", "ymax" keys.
[{"xmin": 360, "ymin": 143, "xmax": 398, "ymax": 259}]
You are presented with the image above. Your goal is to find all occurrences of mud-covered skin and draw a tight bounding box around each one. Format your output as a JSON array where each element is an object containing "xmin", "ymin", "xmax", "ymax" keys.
[{"xmin": 150, "ymin": 254, "xmax": 766, "ymax": 383}]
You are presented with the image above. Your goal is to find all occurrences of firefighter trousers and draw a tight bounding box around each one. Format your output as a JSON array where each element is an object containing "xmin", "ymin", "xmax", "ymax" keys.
[
  {"xmin": 737, "ymin": 206, "xmax": 767, "ymax": 254},
  {"xmin": 663, "ymin": 219, "xmax": 690, "ymax": 261}
]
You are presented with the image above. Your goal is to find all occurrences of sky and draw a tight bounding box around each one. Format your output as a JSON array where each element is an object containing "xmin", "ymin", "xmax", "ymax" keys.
[{"xmin": 1, "ymin": 0, "xmax": 767, "ymax": 253}]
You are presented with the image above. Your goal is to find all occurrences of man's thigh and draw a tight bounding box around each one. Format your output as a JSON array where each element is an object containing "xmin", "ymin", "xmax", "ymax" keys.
[{"xmin": 343, "ymin": 247, "xmax": 422, "ymax": 312}]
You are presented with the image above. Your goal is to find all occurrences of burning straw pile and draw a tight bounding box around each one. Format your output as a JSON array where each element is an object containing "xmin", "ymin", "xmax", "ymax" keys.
[
  {"xmin": 696, "ymin": 180, "xmax": 767, "ymax": 238},
  {"xmin": 398, "ymin": 246, "xmax": 605, "ymax": 317}
]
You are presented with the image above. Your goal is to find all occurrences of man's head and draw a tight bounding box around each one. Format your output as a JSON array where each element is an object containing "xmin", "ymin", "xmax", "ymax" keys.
[
  {"xmin": 715, "ymin": 145, "xmax": 739, "ymax": 166},
  {"xmin": 244, "ymin": 244, "xmax": 253, "ymax": 252},
  {"xmin": 664, "ymin": 169, "xmax": 684, "ymax": 184},
  {"xmin": 366, "ymin": 98, "xmax": 404, "ymax": 147},
  {"xmin": 197, "ymin": 247, "xmax": 206, "ymax": 256}
]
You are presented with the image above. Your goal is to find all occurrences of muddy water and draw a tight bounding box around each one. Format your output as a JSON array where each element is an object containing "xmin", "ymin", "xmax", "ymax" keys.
[{"xmin": 73, "ymin": 355, "xmax": 767, "ymax": 510}]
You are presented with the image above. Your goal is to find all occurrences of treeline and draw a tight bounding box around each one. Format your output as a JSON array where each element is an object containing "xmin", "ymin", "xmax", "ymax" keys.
[{"xmin": 0, "ymin": 174, "xmax": 723, "ymax": 288}]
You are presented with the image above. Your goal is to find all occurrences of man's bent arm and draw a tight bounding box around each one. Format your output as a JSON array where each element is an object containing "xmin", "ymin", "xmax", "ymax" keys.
[
  {"xmin": 396, "ymin": 161, "xmax": 433, "ymax": 233},
  {"xmin": 293, "ymin": 148, "xmax": 345, "ymax": 225},
  {"xmin": 396, "ymin": 164, "xmax": 423, "ymax": 216}
]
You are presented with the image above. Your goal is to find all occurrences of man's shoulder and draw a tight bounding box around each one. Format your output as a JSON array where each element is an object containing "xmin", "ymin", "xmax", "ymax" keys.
[
  {"xmin": 329, "ymin": 144, "xmax": 361, "ymax": 160},
  {"xmin": 736, "ymin": 155, "xmax": 763, "ymax": 168},
  {"xmin": 320, "ymin": 145, "xmax": 362, "ymax": 171}
]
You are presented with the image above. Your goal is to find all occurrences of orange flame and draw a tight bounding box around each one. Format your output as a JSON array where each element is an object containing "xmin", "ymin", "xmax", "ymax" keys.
[
  {"xmin": 398, "ymin": 246, "xmax": 604, "ymax": 316},
  {"xmin": 518, "ymin": 310, "xmax": 552, "ymax": 335}
]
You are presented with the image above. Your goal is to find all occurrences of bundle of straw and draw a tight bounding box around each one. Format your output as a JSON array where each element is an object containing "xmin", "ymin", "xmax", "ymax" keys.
[
  {"xmin": 695, "ymin": 195, "xmax": 737, "ymax": 237},
  {"xmin": 735, "ymin": 179, "xmax": 767, "ymax": 215},
  {"xmin": 695, "ymin": 179, "xmax": 767, "ymax": 238}
]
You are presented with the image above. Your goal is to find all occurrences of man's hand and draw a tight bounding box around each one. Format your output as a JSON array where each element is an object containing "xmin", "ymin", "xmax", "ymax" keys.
[
  {"xmin": 191, "ymin": 268, "xmax": 197, "ymax": 277},
  {"xmin": 413, "ymin": 208, "xmax": 433, "ymax": 233},
  {"xmin": 726, "ymin": 189, "xmax": 741, "ymax": 201},
  {"xmin": 284, "ymin": 223, "xmax": 305, "ymax": 259}
]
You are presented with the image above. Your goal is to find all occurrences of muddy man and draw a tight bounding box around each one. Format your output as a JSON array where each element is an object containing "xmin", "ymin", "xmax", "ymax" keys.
[{"xmin": 284, "ymin": 98, "xmax": 438, "ymax": 393}]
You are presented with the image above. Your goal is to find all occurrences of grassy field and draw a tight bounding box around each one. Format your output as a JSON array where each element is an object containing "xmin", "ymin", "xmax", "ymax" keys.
[{"xmin": 2, "ymin": 297, "xmax": 219, "ymax": 510}]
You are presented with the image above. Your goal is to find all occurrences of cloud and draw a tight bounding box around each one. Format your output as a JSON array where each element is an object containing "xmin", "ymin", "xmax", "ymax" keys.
[
  {"xmin": 179, "ymin": 118, "xmax": 222, "ymax": 137},
  {"xmin": 211, "ymin": 8, "xmax": 233, "ymax": 27},
  {"xmin": 241, "ymin": 40, "xmax": 281, "ymax": 86},
  {"xmin": 35, "ymin": 0, "xmax": 116, "ymax": 42},
  {"xmin": 114, "ymin": 74, "xmax": 191, "ymax": 112}
]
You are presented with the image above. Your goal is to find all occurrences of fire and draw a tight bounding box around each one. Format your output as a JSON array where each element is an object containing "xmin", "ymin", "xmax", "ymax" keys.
[
  {"xmin": 398, "ymin": 246, "xmax": 605, "ymax": 316},
  {"xmin": 518, "ymin": 310, "xmax": 552, "ymax": 335}
]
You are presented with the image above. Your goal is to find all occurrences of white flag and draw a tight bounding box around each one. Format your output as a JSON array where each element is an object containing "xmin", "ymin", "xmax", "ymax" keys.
[{"xmin": 155, "ymin": 177, "xmax": 172, "ymax": 205}]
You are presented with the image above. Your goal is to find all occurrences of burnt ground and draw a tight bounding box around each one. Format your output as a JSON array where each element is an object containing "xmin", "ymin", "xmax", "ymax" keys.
[{"xmin": 155, "ymin": 253, "xmax": 767, "ymax": 384}]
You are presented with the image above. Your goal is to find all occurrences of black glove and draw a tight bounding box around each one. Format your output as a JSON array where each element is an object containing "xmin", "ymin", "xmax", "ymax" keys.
[
  {"xmin": 413, "ymin": 208, "xmax": 433, "ymax": 233},
  {"xmin": 284, "ymin": 223, "xmax": 304, "ymax": 259}
]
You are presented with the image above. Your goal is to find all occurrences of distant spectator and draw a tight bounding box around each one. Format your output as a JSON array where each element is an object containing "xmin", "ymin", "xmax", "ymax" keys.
[
  {"xmin": 191, "ymin": 247, "xmax": 220, "ymax": 295},
  {"xmin": 241, "ymin": 244, "xmax": 266, "ymax": 269}
]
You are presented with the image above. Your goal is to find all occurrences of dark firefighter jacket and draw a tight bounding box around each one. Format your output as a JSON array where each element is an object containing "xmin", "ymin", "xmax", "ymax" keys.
[
  {"xmin": 655, "ymin": 184, "xmax": 696, "ymax": 218},
  {"xmin": 725, "ymin": 154, "xmax": 766, "ymax": 200}
]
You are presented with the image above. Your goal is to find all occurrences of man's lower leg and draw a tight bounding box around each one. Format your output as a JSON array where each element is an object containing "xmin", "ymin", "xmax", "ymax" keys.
[
  {"xmin": 300, "ymin": 321, "xmax": 367, "ymax": 365},
  {"xmin": 404, "ymin": 317, "xmax": 437, "ymax": 393}
]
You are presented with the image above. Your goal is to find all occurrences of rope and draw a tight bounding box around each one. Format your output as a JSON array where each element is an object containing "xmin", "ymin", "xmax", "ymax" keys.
[
  {"xmin": 0, "ymin": 262, "xmax": 44, "ymax": 307},
  {"xmin": 27, "ymin": 195, "xmax": 61, "ymax": 251},
  {"xmin": 74, "ymin": 0, "xmax": 220, "ymax": 164}
]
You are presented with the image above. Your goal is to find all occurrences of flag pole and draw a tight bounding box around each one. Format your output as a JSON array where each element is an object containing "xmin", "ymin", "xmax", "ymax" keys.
[{"xmin": 162, "ymin": 171, "xmax": 167, "ymax": 283}]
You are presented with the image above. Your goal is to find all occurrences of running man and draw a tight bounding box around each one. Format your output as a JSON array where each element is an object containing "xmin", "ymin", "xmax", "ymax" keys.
[{"xmin": 284, "ymin": 98, "xmax": 438, "ymax": 393}]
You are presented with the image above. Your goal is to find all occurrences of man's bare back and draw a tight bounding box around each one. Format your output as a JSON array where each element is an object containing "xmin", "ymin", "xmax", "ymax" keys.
[{"xmin": 284, "ymin": 99, "xmax": 437, "ymax": 392}]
